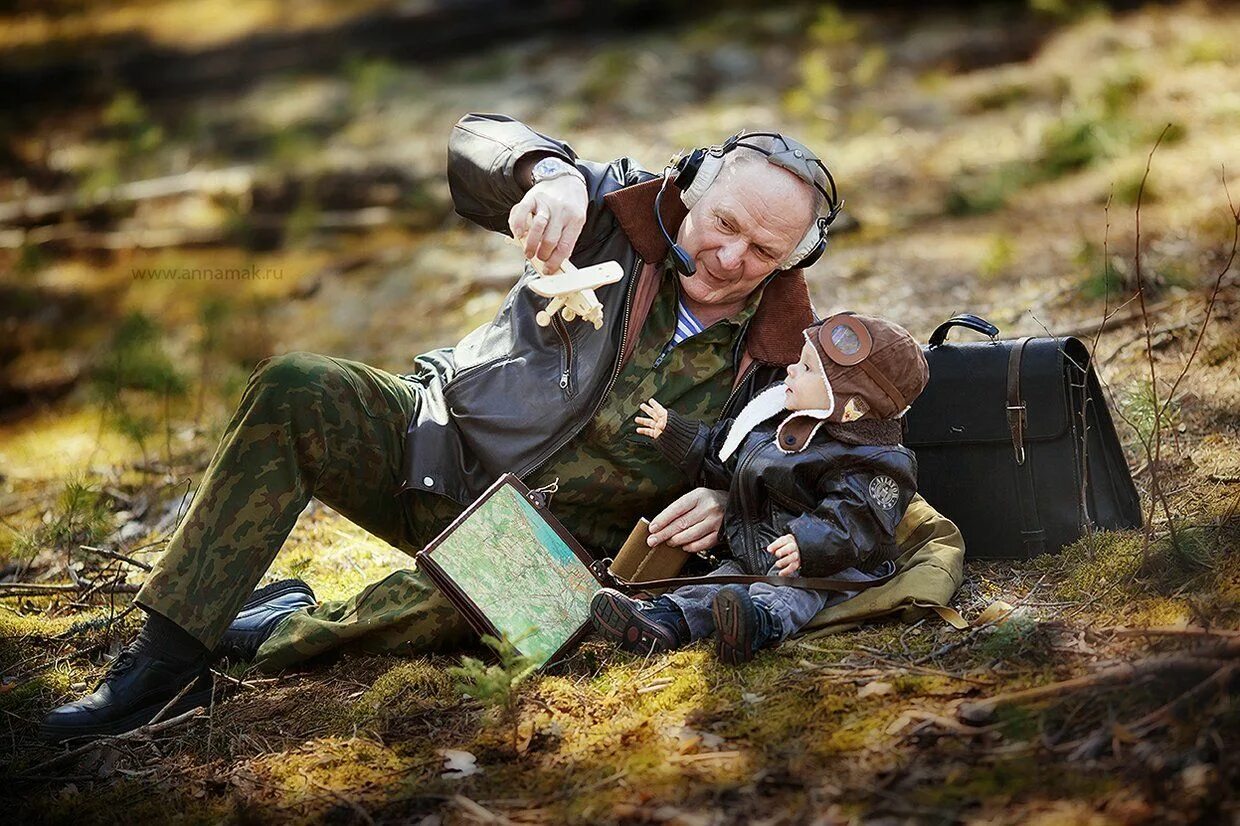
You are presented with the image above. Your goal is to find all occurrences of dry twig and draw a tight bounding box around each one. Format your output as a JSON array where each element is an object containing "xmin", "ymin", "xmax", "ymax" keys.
[
  {"xmin": 958, "ymin": 637, "xmax": 1240, "ymax": 725},
  {"xmin": 17, "ymin": 707, "xmax": 206, "ymax": 777},
  {"xmin": 78, "ymin": 545, "xmax": 153, "ymax": 572}
]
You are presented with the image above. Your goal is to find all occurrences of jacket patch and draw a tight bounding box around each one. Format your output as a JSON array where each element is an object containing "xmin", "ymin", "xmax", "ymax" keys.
[{"xmin": 868, "ymin": 475, "xmax": 900, "ymax": 511}]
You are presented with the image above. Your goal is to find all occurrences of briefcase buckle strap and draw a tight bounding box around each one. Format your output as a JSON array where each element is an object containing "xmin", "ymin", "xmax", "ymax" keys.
[
  {"xmin": 1006, "ymin": 337, "xmax": 1032, "ymax": 468},
  {"xmin": 1006, "ymin": 402, "xmax": 1028, "ymax": 465}
]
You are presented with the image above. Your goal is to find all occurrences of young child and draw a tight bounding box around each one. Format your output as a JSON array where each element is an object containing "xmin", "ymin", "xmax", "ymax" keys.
[{"xmin": 590, "ymin": 312, "xmax": 930, "ymax": 664}]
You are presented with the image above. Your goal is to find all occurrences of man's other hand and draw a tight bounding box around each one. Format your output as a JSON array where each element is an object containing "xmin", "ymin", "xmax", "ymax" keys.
[
  {"xmin": 648, "ymin": 488, "xmax": 726, "ymax": 554},
  {"xmin": 508, "ymin": 176, "xmax": 587, "ymax": 276}
]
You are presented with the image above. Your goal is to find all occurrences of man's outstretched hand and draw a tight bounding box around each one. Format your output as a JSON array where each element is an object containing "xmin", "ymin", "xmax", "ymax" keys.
[
  {"xmin": 509, "ymin": 167, "xmax": 587, "ymax": 275},
  {"xmin": 648, "ymin": 487, "xmax": 727, "ymax": 554}
]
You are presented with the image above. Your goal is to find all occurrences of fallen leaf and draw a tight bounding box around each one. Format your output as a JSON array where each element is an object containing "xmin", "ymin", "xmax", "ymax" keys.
[
  {"xmin": 858, "ymin": 681, "xmax": 894, "ymax": 698},
  {"xmin": 439, "ymin": 748, "xmax": 480, "ymax": 779},
  {"xmin": 1179, "ymin": 763, "xmax": 1213, "ymax": 796},
  {"xmin": 885, "ymin": 711, "xmax": 918, "ymax": 735},
  {"xmin": 515, "ymin": 719, "xmax": 535, "ymax": 755},
  {"xmin": 975, "ymin": 600, "xmax": 1016, "ymax": 626},
  {"xmin": 666, "ymin": 725, "xmax": 724, "ymax": 752}
]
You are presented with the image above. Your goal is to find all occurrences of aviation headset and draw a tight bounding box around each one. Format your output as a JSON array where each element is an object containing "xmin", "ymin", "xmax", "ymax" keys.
[{"xmin": 655, "ymin": 131, "xmax": 843, "ymax": 276}]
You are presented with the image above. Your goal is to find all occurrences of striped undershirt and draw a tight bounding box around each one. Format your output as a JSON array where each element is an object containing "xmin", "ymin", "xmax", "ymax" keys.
[{"xmin": 669, "ymin": 298, "xmax": 704, "ymax": 346}]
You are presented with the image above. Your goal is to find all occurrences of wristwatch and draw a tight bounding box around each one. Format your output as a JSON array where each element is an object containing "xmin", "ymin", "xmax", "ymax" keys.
[{"xmin": 530, "ymin": 156, "xmax": 585, "ymax": 187}]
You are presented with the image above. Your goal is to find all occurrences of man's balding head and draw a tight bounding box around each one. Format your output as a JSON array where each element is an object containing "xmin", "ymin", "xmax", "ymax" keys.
[
  {"xmin": 720, "ymin": 134, "xmax": 831, "ymax": 230},
  {"xmin": 673, "ymin": 147, "xmax": 819, "ymax": 320}
]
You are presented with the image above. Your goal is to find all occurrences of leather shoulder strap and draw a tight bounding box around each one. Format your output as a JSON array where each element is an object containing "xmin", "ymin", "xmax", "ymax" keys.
[
  {"xmin": 600, "ymin": 565, "xmax": 897, "ymax": 594},
  {"xmin": 1007, "ymin": 337, "xmax": 1045, "ymax": 556}
]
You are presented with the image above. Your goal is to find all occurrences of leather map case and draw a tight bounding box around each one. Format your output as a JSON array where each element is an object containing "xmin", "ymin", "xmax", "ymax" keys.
[{"xmin": 415, "ymin": 473, "xmax": 607, "ymax": 668}]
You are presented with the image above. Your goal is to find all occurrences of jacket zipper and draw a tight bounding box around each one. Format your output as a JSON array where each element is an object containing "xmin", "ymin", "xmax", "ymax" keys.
[
  {"xmin": 734, "ymin": 435, "xmax": 771, "ymax": 563},
  {"xmin": 552, "ymin": 314, "xmax": 575, "ymax": 395},
  {"xmin": 518, "ymin": 255, "xmax": 644, "ymax": 479},
  {"xmin": 722, "ymin": 361, "xmax": 759, "ymax": 419}
]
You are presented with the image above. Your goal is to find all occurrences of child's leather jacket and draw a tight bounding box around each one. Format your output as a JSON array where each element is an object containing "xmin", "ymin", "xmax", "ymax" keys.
[{"xmin": 655, "ymin": 407, "xmax": 918, "ymax": 577}]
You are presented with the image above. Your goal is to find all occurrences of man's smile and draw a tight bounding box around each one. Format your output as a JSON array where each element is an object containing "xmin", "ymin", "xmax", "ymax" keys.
[{"xmin": 698, "ymin": 260, "xmax": 730, "ymax": 286}]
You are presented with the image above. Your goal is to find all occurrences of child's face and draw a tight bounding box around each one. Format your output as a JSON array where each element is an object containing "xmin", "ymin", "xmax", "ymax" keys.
[{"xmin": 784, "ymin": 341, "xmax": 832, "ymax": 411}]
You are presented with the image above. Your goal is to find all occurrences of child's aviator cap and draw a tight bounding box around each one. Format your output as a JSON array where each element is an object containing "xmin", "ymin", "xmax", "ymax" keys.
[{"xmin": 803, "ymin": 313, "xmax": 930, "ymax": 423}]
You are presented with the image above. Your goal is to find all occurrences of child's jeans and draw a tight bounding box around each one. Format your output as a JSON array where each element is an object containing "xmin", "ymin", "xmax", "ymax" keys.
[{"xmin": 664, "ymin": 559, "xmax": 894, "ymax": 642}]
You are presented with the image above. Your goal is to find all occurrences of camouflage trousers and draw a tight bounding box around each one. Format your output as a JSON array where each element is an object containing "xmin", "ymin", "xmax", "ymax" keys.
[{"xmin": 135, "ymin": 352, "xmax": 475, "ymax": 672}]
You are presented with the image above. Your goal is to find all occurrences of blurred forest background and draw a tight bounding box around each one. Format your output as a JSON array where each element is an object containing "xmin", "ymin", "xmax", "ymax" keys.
[{"xmin": 1, "ymin": 1, "xmax": 1237, "ymax": 823}]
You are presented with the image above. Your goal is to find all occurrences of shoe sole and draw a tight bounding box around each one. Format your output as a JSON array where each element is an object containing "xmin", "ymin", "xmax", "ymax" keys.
[
  {"xmin": 240, "ymin": 579, "xmax": 314, "ymax": 611},
  {"xmin": 590, "ymin": 589, "xmax": 680, "ymax": 656},
  {"xmin": 38, "ymin": 678, "xmax": 214, "ymax": 743},
  {"xmin": 713, "ymin": 587, "xmax": 756, "ymax": 666}
]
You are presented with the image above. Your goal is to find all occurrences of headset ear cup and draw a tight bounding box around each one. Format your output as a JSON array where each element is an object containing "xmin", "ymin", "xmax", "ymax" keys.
[
  {"xmin": 790, "ymin": 238, "xmax": 826, "ymax": 270},
  {"xmin": 674, "ymin": 148, "xmax": 706, "ymax": 191},
  {"xmin": 679, "ymin": 152, "xmax": 724, "ymax": 210}
]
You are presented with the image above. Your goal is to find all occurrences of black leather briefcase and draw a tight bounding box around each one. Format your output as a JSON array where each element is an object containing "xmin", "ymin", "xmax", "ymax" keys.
[{"xmin": 904, "ymin": 314, "xmax": 1142, "ymax": 558}]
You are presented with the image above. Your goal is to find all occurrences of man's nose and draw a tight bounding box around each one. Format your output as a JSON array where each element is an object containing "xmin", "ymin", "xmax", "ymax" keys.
[{"xmin": 717, "ymin": 240, "xmax": 746, "ymax": 270}]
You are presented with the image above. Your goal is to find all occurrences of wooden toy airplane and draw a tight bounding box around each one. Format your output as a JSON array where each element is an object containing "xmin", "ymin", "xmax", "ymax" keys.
[{"xmin": 509, "ymin": 237, "xmax": 623, "ymax": 329}]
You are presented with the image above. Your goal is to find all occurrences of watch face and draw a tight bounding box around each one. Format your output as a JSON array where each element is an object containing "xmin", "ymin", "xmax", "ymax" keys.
[{"xmin": 534, "ymin": 157, "xmax": 568, "ymax": 181}]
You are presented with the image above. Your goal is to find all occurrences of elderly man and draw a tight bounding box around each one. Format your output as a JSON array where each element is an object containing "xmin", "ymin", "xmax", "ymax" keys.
[{"xmin": 41, "ymin": 114, "xmax": 925, "ymax": 740}]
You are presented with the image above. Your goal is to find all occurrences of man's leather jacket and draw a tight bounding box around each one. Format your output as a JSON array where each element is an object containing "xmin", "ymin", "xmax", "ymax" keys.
[
  {"xmin": 656, "ymin": 406, "xmax": 919, "ymax": 578},
  {"xmin": 399, "ymin": 114, "xmax": 816, "ymax": 506}
]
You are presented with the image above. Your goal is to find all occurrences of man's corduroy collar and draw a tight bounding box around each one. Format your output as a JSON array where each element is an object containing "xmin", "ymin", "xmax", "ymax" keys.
[{"xmin": 603, "ymin": 177, "xmax": 814, "ymax": 367}]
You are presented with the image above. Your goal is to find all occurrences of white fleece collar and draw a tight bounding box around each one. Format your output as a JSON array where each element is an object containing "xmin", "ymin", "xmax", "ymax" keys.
[{"xmin": 719, "ymin": 383, "xmax": 787, "ymax": 462}]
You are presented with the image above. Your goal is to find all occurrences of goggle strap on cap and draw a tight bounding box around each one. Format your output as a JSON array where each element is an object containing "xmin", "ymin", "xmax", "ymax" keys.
[{"xmin": 857, "ymin": 358, "xmax": 907, "ymax": 415}]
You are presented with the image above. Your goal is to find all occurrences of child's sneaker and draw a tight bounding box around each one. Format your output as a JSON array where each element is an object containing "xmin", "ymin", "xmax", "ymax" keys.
[
  {"xmin": 712, "ymin": 585, "xmax": 780, "ymax": 665},
  {"xmin": 590, "ymin": 588, "xmax": 690, "ymax": 655}
]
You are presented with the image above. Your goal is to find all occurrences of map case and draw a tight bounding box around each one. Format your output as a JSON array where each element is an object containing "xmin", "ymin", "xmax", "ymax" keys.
[{"xmin": 414, "ymin": 473, "xmax": 604, "ymax": 668}]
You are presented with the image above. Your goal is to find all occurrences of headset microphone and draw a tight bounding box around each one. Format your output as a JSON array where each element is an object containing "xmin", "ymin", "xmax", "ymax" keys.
[{"xmin": 655, "ymin": 170, "xmax": 696, "ymax": 276}]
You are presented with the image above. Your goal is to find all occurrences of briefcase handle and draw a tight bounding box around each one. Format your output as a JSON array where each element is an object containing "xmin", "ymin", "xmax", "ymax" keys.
[{"xmin": 928, "ymin": 313, "xmax": 1000, "ymax": 347}]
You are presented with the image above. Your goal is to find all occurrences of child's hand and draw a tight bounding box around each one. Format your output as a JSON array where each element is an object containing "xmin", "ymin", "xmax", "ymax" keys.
[
  {"xmin": 769, "ymin": 534, "xmax": 801, "ymax": 577},
  {"xmin": 635, "ymin": 398, "xmax": 669, "ymax": 440}
]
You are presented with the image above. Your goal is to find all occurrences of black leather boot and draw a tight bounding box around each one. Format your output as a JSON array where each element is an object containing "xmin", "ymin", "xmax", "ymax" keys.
[
  {"xmin": 214, "ymin": 579, "xmax": 316, "ymax": 663},
  {"xmin": 712, "ymin": 585, "xmax": 780, "ymax": 665},
  {"xmin": 39, "ymin": 649, "xmax": 212, "ymax": 742}
]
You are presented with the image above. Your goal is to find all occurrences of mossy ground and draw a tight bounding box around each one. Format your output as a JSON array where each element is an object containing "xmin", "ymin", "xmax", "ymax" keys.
[{"xmin": 3, "ymin": 1, "xmax": 1240, "ymax": 823}]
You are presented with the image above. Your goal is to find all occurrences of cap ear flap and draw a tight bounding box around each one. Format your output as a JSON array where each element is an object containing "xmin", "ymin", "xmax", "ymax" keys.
[{"xmin": 679, "ymin": 152, "xmax": 724, "ymax": 210}]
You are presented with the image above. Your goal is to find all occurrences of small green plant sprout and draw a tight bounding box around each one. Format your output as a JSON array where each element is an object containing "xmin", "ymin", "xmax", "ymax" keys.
[
  {"xmin": 11, "ymin": 477, "xmax": 113, "ymax": 572},
  {"xmin": 449, "ymin": 629, "xmax": 539, "ymax": 709},
  {"xmin": 1118, "ymin": 379, "xmax": 1182, "ymax": 449},
  {"xmin": 449, "ymin": 629, "xmax": 540, "ymax": 754}
]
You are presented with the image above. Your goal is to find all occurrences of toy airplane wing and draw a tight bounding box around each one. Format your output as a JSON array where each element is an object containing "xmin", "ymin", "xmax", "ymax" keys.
[{"xmin": 526, "ymin": 261, "xmax": 624, "ymax": 298}]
